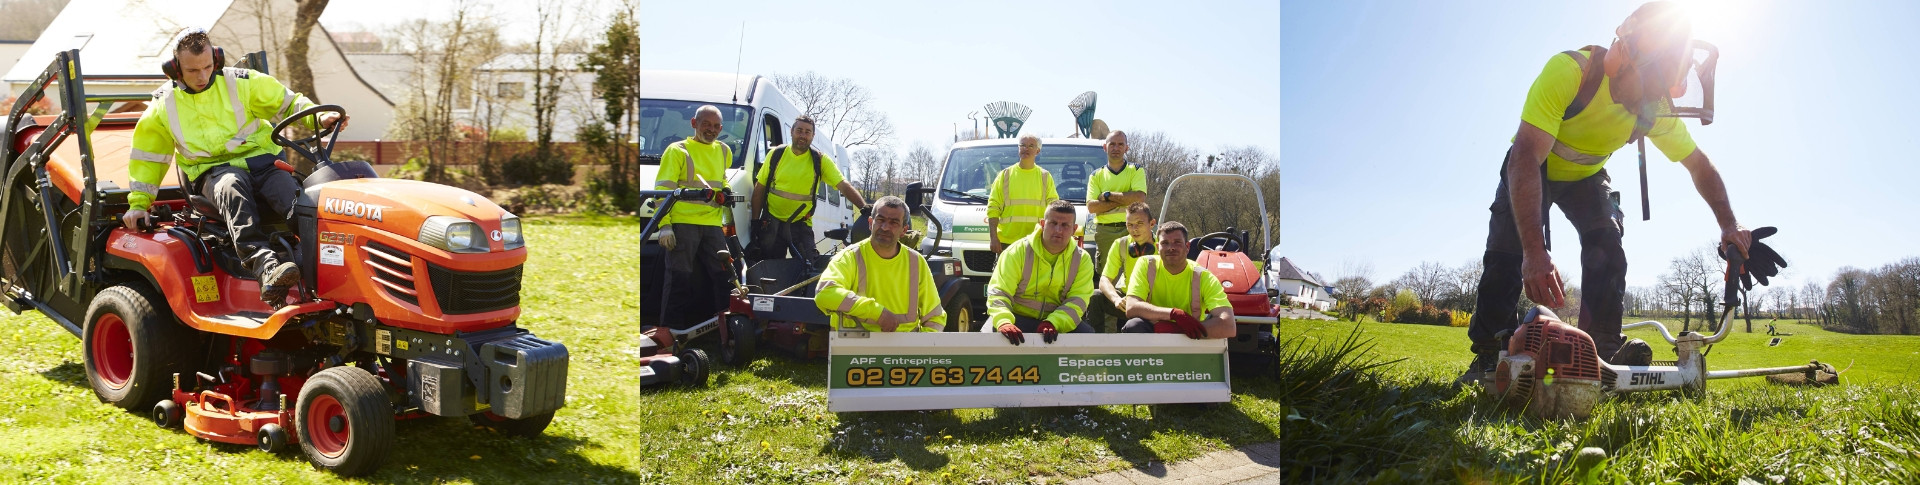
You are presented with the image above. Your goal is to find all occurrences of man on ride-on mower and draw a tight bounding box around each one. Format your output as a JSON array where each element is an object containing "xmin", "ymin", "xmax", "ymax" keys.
[
  {"xmin": 120, "ymin": 29, "xmax": 345, "ymax": 309},
  {"xmin": 1458, "ymin": 2, "xmax": 1783, "ymax": 385},
  {"xmin": 1120, "ymin": 221, "xmax": 1236, "ymax": 339}
]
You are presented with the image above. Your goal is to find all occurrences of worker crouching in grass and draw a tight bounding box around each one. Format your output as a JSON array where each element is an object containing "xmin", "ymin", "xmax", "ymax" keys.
[
  {"xmin": 815, "ymin": 196, "xmax": 946, "ymax": 332},
  {"xmin": 1120, "ymin": 221, "xmax": 1236, "ymax": 339}
]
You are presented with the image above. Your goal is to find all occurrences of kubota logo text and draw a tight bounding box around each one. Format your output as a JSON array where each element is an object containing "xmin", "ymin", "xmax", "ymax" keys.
[{"xmin": 324, "ymin": 198, "xmax": 387, "ymax": 222}]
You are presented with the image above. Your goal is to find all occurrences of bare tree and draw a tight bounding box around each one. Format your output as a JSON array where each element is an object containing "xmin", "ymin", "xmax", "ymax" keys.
[
  {"xmin": 282, "ymin": 0, "xmax": 330, "ymax": 105},
  {"xmin": 848, "ymin": 147, "xmax": 897, "ymax": 201},
  {"xmin": 770, "ymin": 72, "xmax": 895, "ymax": 148},
  {"xmin": 384, "ymin": 1, "xmax": 503, "ymax": 184},
  {"xmin": 903, "ymin": 142, "xmax": 940, "ymax": 187},
  {"xmin": 1659, "ymin": 246, "xmax": 1720, "ymax": 331},
  {"xmin": 1392, "ymin": 261, "xmax": 1450, "ymax": 306}
]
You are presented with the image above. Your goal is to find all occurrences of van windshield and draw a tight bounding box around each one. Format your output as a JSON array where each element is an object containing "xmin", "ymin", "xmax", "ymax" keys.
[
  {"xmin": 638, "ymin": 100, "xmax": 753, "ymax": 169},
  {"xmin": 937, "ymin": 144, "xmax": 1106, "ymax": 204}
]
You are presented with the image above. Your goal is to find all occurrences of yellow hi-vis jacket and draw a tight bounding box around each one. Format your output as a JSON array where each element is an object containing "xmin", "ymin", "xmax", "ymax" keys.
[
  {"xmin": 815, "ymin": 239, "xmax": 946, "ymax": 332},
  {"xmin": 653, "ymin": 137, "xmax": 734, "ymax": 226},
  {"xmin": 1126, "ymin": 256, "xmax": 1233, "ymax": 317},
  {"xmin": 984, "ymin": 164, "xmax": 1058, "ymax": 244},
  {"xmin": 128, "ymin": 68, "xmax": 316, "ymax": 211},
  {"xmin": 985, "ymin": 231, "xmax": 1094, "ymax": 332}
]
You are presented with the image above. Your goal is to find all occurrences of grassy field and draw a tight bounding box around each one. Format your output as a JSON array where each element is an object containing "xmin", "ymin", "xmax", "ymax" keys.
[
  {"xmin": 0, "ymin": 215, "xmax": 1280, "ymax": 483},
  {"xmin": 1279, "ymin": 316, "xmax": 1920, "ymax": 483}
]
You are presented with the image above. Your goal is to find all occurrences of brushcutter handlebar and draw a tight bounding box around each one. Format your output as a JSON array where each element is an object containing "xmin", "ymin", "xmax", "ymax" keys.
[{"xmin": 1621, "ymin": 242, "xmax": 1747, "ymax": 345}]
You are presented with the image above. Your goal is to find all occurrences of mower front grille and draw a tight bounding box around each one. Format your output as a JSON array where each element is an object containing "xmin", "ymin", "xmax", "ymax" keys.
[
  {"xmin": 428, "ymin": 263, "xmax": 521, "ymax": 314},
  {"xmin": 364, "ymin": 241, "xmax": 419, "ymax": 306}
]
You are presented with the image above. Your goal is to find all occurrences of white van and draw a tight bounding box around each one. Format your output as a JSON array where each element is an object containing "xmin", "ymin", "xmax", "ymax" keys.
[
  {"xmin": 639, "ymin": 71, "xmax": 859, "ymax": 324},
  {"xmin": 637, "ymin": 71, "xmax": 859, "ymax": 249},
  {"xmin": 929, "ymin": 138, "xmax": 1104, "ymax": 300}
]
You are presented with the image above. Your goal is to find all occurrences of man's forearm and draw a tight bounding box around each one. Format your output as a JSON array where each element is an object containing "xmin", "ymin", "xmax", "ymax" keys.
[
  {"xmin": 1125, "ymin": 297, "xmax": 1172, "ymax": 320},
  {"xmin": 836, "ymin": 181, "xmax": 867, "ymax": 210},
  {"xmin": 750, "ymin": 184, "xmax": 768, "ymax": 218},
  {"xmin": 1506, "ymin": 148, "xmax": 1548, "ymax": 255},
  {"xmin": 1202, "ymin": 308, "xmax": 1236, "ymax": 338},
  {"xmin": 1681, "ymin": 151, "xmax": 1738, "ymax": 230},
  {"xmin": 1116, "ymin": 190, "xmax": 1146, "ymax": 204}
]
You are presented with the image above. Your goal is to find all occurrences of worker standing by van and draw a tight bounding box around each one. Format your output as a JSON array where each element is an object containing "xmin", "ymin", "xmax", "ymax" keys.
[
  {"xmin": 815, "ymin": 196, "xmax": 945, "ymax": 332},
  {"xmin": 986, "ymin": 200, "xmax": 1095, "ymax": 345},
  {"xmin": 654, "ymin": 105, "xmax": 736, "ymax": 328},
  {"xmin": 1083, "ymin": 131, "xmax": 1146, "ymax": 331},
  {"xmin": 748, "ymin": 115, "xmax": 868, "ymax": 262},
  {"xmin": 985, "ymin": 134, "xmax": 1059, "ymax": 255}
]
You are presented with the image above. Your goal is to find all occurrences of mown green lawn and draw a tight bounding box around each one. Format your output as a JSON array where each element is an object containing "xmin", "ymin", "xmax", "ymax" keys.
[
  {"xmin": 1279, "ymin": 317, "xmax": 1920, "ymax": 483},
  {"xmin": 0, "ymin": 216, "xmax": 1280, "ymax": 483}
]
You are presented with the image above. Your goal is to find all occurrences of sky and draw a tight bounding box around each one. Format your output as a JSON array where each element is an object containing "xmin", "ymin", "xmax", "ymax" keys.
[
  {"xmin": 1283, "ymin": 0, "xmax": 1920, "ymax": 291},
  {"xmin": 318, "ymin": 0, "xmax": 628, "ymax": 46},
  {"xmin": 637, "ymin": 0, "xmax": 1280, "ymax": 160}
]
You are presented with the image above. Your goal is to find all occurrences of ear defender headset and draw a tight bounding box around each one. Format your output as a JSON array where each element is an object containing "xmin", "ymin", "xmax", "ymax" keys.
[
  {"xmin": 161, "ymin": 28, "xmax": 227, "ymax": 94},
  {"xmin": 1128, "ymin": 241, "xmax": 1156, "ymax": 258}
]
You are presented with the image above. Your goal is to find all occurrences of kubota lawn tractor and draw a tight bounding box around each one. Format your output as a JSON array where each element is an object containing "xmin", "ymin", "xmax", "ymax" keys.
[{"xmin": 0, "ymin": 50, "xmax": 568, "ymax": 476}]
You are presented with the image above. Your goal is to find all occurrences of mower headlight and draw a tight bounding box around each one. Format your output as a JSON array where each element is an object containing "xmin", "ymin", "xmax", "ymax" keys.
[
  {"xmin": 499, "ymin": 215, "xmax": 523, "ymax": 250},
  {"xmin": 420, "ymin": 216, "xmax": 488, "ymax": 253}
]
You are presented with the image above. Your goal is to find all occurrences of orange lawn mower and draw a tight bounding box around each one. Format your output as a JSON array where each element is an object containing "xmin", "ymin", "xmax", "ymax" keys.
[
  {"xmin": 1158, "ymin": 173, "xmax": 1282, "ymax": 380},
  {"xmin": 0, "ymin": 50, "xmax": 567, "ymax": 476}
]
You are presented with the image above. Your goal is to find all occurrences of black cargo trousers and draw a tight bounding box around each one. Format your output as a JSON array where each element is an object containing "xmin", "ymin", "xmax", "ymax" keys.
[
  {"xmin": 199, "ymin": 153, "xmax": 303, "ymax": 276},
  {"xmin": 1466, "ymin": 151, "xmax": 1629, "ymax": 360}
]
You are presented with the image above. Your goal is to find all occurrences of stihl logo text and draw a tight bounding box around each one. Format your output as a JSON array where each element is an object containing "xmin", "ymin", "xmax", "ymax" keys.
[{"xmin": 1629, "ymin": 372, "xmax": 1665, "ymax": 386}]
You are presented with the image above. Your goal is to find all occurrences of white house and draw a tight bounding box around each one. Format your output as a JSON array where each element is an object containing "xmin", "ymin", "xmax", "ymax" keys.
[
  {"xmin": 1, "ymin": 0, "xmax": 394, "ymax": 141},
  {"xmin": 1270, "ymin": 257, "xmax": 1332, "ymax": 311},
  {"xmin": 344, "ymin": 51, "xmax": 605, "ymax": 143},
  {"xmin": 0, "ymin": 40, "xmax": 31, "ymax": 84}
]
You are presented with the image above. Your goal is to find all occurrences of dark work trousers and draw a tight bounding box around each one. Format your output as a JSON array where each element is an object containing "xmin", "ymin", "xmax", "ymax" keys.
[
  {"xmin": 659, "ymin": 223, "xmax": 732, "ymax": 329},
  {"xmin": 199, "ymin": 154, "xmax": 302, "ymax": 275},
  {"xmin": 755, "ymin": 216, "xmax": 821, "ymax": 263},
  {"xmin": 1467, "ymin": 153, "xmax": 1629, "ymax": 359}
]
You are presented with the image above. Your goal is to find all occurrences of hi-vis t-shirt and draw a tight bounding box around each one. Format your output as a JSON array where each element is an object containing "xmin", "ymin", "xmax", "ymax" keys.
[{"xmin": 1518, "ymin": 50, "xmax": 1699, "ymax": 182}]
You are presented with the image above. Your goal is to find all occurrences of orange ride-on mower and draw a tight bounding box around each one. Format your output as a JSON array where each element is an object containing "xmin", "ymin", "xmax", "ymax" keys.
[
  {"xmin": 1159, "ymin": 173, "xmax": 1281, "ymax": 379},
  {"xmin": 0, "ymin": 50, "xmax": 568, "ymax": 476}
]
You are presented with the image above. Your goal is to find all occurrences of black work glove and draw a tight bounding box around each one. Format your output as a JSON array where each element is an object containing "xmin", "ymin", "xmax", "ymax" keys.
[
  {"xmin": 997, "ymin": 323, "xmax": 1024, "ymax": 346},
  {"xmin": 1723, "ymin": 226, "xmax": 1787, "ymax": 290}
]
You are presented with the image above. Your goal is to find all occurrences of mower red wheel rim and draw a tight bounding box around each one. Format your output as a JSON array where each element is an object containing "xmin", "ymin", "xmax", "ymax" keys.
[
  {"xmin": 305, "ymin": 394, "xmax": 349, "ymax": 457},
  {"xmin": 90, "ymin": 313, "xmax": 133, "ymax": 388}
]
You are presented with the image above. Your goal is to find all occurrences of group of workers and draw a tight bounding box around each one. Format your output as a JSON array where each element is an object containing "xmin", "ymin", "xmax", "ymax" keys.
[{"xmin": 651, "ymin": 107, "xmax": 1238, "ymax": 344}]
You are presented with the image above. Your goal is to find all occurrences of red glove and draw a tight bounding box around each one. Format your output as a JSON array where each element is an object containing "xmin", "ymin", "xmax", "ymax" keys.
[
  {"xmin": 1170, "ymin": 309, "xmax": 1206, "ymax": 339},
  {"xmin": 998, "ymin": 323, "xmax": 1024, "ymax": 345},
  {"xmin": 1038, "ymin": 322, "xmax": 1059, "ymax": 344},
  {"xmin": 706, "ymin": 188, "xmax": 730, "ymax": 206}
]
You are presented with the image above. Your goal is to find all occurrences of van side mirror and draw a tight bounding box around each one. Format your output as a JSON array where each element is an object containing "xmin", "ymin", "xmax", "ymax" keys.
[{"xmin": 904, "ymin": 182, "xmax": 928, "ymax": 214}]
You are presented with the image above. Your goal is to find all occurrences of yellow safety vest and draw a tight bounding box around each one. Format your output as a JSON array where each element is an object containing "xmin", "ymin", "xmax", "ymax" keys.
[
  {"xmin": 985, "ymin": 232, "xmax": 1094, "ymax": 332},
  {"xmin": 814, "ymin": 239, "xmax": 946, "ymax": 332},
  {"xmin": 985, "ymin": 164, "xmax": 1058, "ymax": 244},
  {"xmin": 653, "ymin": 137, "xmax": 733, "ymax": 226},
  {"xmin": 128, "ymin": 67, "xmax": 314, "ymax": 210}
]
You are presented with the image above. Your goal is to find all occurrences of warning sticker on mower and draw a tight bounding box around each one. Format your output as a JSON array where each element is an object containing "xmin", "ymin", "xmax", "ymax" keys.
[
  {"xmin": 320, "ymin": 244, "xmax": 345, "ymax": 266},
  {"xmin": 191, "ymin": 275, "xmax": 219, "ymax": 302}
]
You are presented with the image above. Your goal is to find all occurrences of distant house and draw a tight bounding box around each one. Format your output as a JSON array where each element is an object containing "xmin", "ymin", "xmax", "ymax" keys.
[
  {"xmin": 1, "ymin": 0, "xmax": 395, "ymax": 141},
  {"xmin": 343, "ymin": 51, "xmax": 603, "ymax": 142},
  {"xmin": 1269, "ymin": 257, "xmax": 1332, "ymax": 311}
]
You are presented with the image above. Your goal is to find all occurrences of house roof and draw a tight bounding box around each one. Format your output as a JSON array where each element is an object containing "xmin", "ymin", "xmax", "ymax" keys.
[
  {"xmin": 1, "ymin": 0, "xmax": 230, "ymax": 83},
  {"xmin": 343, "ymin": 53, "xmax": 414, "ymax": 105},
  {"xmin": 1269, "ymin": 257, "xmax": 1322, "ymax": 287}
]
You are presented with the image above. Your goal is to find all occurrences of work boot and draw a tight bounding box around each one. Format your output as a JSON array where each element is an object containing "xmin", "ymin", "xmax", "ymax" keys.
[
  {"xmin": 1609, "ymin": 338, "xmax": 1653, "ymax": 367},
  {"xmin": 259, "ymin": 261, "xmax": 301, "ymax": 310},
  {"xmin": 1455, "ymin": 351, "xmax": 1499, "ymax": 387}
]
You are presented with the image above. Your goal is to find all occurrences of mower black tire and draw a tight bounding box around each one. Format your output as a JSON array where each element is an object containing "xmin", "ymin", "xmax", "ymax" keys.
[
  {"xmin": 152, "ymin": 399, "xmax": 182, "ymax": 428},
  {"xmin": 296, "ymin": 366, "xmax": 394, "ymax": 477},
  {"xmin": 257, "ymin": 423, "xmax": 288, "ymax": 453},
  {"xmin": 83, "ymin": 285, "xmax": 199, "ymax": 410},
  {"xmin": 468, "ymin": 411, "xmax": 556, "ymax": 438},
  {"xmin": 943, "ymin": 292, "xmax": 978, "ymax": 332},
  {"xmin": 678, "ymin": 348, "xmax": 710, "ymax": 387},
  {"xmin": 720, "ymin": 314, "xmax": 758, "ymax": 367}
]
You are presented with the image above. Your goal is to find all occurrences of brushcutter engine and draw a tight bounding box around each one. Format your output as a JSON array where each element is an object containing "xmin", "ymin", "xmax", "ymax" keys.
[{"xmin": 1492, "ymin": 307, "xmax": 1605, "ymax": 419}]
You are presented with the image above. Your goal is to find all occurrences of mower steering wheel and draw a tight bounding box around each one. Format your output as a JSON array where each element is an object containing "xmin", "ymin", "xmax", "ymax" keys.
[
  {"xmin": 271, "ymin": 104, "xmax": 346, "ymax": 167},
  {"xmin": 1192, "ymin": 231, "xmax": 1244, "ymax": 254}
]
